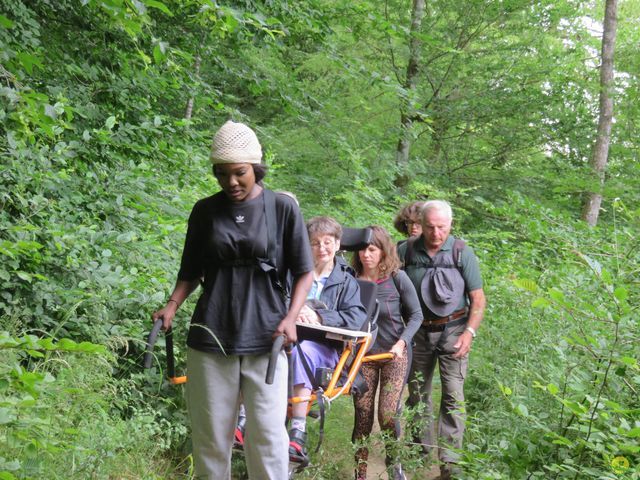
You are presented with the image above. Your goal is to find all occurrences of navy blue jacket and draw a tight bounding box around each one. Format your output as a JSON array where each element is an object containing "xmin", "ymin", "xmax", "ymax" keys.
[{"xmin": 315, "ymin": 257, "xmax": 367, "ymax": 330}]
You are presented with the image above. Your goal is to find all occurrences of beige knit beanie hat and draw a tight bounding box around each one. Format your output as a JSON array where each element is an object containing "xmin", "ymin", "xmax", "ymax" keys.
[{"xmin": 210, "ymin": 120, "xmax": 262, "ymax": 165}]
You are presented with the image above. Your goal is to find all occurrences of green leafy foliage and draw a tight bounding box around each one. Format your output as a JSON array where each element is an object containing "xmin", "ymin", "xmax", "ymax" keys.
[
  {"xmin": 463, "ymin": 199, "xmax": 640, "ymax": 479},
  {"xmin": 1, "ymin": 0, "xmax": 638, "ymax": 478},
  {"xmin": 0, "ymin": 332, "xmax": 188, "ymax": 479}
]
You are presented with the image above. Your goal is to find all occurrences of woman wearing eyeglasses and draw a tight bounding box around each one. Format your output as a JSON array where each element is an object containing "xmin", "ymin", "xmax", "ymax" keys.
[
  {"xmin": 287, "ymin": 216, "xmax": 367, "ymax": 464},
  {"xmin": 393, "ymin": 201, "xmax": 426, "ymax": 240}
]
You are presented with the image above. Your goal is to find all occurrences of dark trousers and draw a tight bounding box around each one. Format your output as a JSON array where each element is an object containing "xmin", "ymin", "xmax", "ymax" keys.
[{"xmin": 406, "ymin": 322, "xmax": 468, "ymax": 463}]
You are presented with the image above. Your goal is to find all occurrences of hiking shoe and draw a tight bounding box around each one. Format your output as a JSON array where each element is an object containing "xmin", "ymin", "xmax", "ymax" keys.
[
  {"xmin": 392, "ymin": 464, "xmax": 407, "ymax": 480},
  {"xmin": 440, "ymin": 462, "xmax": 462, "ymax": 479},
  {"xmin": 288, "ymin": 428, "xmax": 309, "ymax": 464},
  {"xmin": 232, "ymin": 414, "xmax": 246, "ymax": 450}
]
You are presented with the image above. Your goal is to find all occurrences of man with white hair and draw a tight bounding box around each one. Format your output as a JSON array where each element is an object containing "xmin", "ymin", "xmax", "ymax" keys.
[{"xmin": 398, "ymin": 200, "xmax": 486, "ymax": 479}]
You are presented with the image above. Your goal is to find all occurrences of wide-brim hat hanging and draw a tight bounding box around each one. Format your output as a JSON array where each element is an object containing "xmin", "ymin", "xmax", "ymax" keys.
[{"xmin": 420, "ymin": 267, "xmax": 466, "ymax": 317}]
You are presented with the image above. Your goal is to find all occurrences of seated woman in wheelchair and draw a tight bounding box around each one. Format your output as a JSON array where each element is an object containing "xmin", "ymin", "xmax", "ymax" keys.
[{"xmin": 288, "ymin": 216, "xmax": 367, "ymax": 463}]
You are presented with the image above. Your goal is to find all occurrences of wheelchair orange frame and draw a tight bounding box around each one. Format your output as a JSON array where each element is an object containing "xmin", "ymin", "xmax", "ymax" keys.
[
  {"xmin": 143, "ymin": 306, "xmax": 394, "ymax": 478},
  {"xmin": 143, "ymin": 320, "xmax": 394, "ymax": 399},
  {"xmin": 286, "ymin": 323, "xmax": 393, "ymax": 412},
  {"xmin": 142, "ymin": 227, "xmax": 397, "ymax": 474}
]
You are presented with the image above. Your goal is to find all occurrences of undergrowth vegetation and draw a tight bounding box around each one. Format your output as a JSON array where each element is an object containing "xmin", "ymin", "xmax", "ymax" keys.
[
  {"xmin": 463, "ymin": 199, "xmax": 640, "ymax": 479},
  {"xmin": 1, "ymin": 0, "xmax": 638, "ymax": 479}
]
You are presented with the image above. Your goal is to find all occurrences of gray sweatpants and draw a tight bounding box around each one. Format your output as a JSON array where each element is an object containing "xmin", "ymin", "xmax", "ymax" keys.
[
  {"xmin": 186, "ymin": 347, "xmax": 289, "ymax": 479},
  {"xmin": 407, "ymin": 322, "xmax": 468, "ymax": 463}
]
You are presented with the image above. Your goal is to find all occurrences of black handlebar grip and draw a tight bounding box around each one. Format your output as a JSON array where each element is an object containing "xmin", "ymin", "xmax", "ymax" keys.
[
  {"xmin": 143, "ymin": 319, "xmax": 164, "ymax": 369},
  {"xmin": 165, "ymin": 327, "xmax": 175, "ymax": 379},
  {"xmin": 286, "ymin": 344, "xmax": 294, "ymax": 398},
  {"xmin": 265, "ymin": 335, "xmax": 285, "ymax": 384}
]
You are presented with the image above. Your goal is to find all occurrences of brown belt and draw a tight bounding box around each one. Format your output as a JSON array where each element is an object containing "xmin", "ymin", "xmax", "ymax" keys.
[{"xmin": 422, "ymin": 308, "xmax": 469, "ymax": 328}]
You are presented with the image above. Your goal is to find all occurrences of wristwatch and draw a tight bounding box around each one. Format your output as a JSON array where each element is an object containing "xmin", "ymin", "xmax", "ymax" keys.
[{"xmin": 465, "ymin": 326, "xmax": 477, "ymax": 338}]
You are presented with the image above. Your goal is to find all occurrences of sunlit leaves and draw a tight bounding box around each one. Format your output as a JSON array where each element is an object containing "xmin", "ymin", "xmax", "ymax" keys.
[
  {"xmin": 152, "ymin": 40, "xmax": 168, "ymax": 63},
  {"xmin": 531, "ymin": 297, "xmax": 550, "ymax": 308},
  {"xmin": 498, "ymin": 382, "xmax": 513, "ymax": 396},
  {"xmin": 143, "ymin": 0, "xmax": 173, "ymax": 17},
  {"xmin": 547, "ymin": 383, "xmax": 560, "ymax": 395},
  {"xmin": 105, "ymin": 115, "xmax": 117, "ymax": 130},
  {"xmin": 0, "ymin": 14, "xmax": 15, "ymax": 28},
  {"xmin": 512, "ymin": 277, "xmax": 539, "ymax": 293},
  {"xmin": 613, "ymin": 286, "xmax": 627, "ymax": 301},
  {"xmin": 0, "ymin": 332, "xmax": 107, "ymax": 355},
  {"xmin": 15, "ymin": 52, "xmax": 42, "ymax": 75}
]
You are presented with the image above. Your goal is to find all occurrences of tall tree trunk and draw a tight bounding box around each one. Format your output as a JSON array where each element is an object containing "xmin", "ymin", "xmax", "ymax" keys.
[
  {"xmin": 582, "ymin": 0, "xmax": 618, "ymax": 226},
  {"xmin": 184, "ymin": 54, "xmax": 202, "ymax": 120},
  {"xmin": 394, "ymin": 0, "xmax": 426, "ymax": 187}
]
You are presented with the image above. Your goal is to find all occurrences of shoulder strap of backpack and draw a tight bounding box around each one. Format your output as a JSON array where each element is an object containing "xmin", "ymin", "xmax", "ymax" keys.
[
  {"xmin": 391, "ymin": 271, "xmax": 401, "ymax": 292},
  {"xmin": 404, "ymin": 236, "xmax": 418, "ymax": 268},
  {"xmin": 208, "ymin": 191, "xmax": 226, "ymax": 212},
  {"xmin": 390, "ymin": 272, "xmax": 408, "ymax": 327},
  {"xmin": 452, "ymin": 238, "xmax": 466, "ymax": 271},
  {"xmin": 261, "ymin": 189, "xmax": 289, "ymax": 299},
  {"xmin": 263, "ymin": 189, "xmax": 277, "ymax": 267},
  {"xmin": 403, "ymin": 236, "xmax": 434, "ymax": 269},
  {"xmin": 405, "ymin": 236, "xmax": 465, "ymax": 271}
]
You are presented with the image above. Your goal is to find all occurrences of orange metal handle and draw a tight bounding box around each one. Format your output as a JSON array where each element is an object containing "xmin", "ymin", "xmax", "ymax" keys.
[{"xmin": 362, "ymin": 352, "xmax": 394, "ymax": 363}]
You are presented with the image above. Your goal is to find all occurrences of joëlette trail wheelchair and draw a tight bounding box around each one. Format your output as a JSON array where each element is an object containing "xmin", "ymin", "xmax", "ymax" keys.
[{"xmin": 143, "ymin": 227, "xmax": 395, "ymax": 478}]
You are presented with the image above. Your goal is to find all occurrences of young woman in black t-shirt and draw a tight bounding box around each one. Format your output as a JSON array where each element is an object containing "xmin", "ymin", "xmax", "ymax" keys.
[{"xmin": 152, "ymin": 121, "xmax": 313, "ymax": 480}]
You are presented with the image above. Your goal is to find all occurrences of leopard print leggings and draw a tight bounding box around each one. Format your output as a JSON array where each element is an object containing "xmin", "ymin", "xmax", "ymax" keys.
[{"xmin": 352, "ymin": 346, "xmax": 409, "ymax": 478}]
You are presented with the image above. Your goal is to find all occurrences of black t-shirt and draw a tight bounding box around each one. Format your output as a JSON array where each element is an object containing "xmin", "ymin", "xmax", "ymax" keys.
[{"xmin": 177, "ymin": 190, "xmax": 313, "ymax": 355}]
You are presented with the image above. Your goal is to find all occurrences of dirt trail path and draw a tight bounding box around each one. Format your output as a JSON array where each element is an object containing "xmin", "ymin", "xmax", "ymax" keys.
[
  {"xmin": 365, "ymin": 391, "xmax": 440, "ymax": 480},
  {"xmin": 364, "ymin": 434, "xmax": 440, "ymax": 479}
]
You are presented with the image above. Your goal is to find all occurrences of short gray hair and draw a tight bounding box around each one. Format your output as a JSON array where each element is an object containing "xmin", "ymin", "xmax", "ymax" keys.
[
  {"xmin": 307, "ymin": 216, "xmax": 343, "ymax": 240},
  {"xmin": 421, "ymin": 200, "xmax": 453, "ymax": 221}
]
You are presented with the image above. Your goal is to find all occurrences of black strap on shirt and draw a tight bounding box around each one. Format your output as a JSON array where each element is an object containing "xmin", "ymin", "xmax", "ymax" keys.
[
  {"xmin": 257, "ymin": 190, "xmax": 290, "ymax": 301},
  {"xmin": 211, "ymin": 189, "xmax": 288, "ymax": 301},
  {"xmin": 390, "ymin": 272, "xmax": 407, "ymax": 328},
  {"xmin": 263, "ymin": 189, "xmax": 277, "ymax": 267}
]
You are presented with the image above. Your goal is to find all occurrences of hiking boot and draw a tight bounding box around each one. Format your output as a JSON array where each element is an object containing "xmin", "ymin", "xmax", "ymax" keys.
[
  {"xmin": 392, "ymin": 464, "xmax": 407, "ymax": 480},
  {"xmin": 440, "ymin": 462, "xmax": 462, "ymax": 479},
  {"xmin": 288, "ymin": 428, "xmax": 309, "ymax": 464},
  {"xmin": 411, "ymin": 435, "xmax": 430, "ymax": 456},
  {"xmin": 232, "ymin": 414, "xmax": 246, "ymax": 450}
]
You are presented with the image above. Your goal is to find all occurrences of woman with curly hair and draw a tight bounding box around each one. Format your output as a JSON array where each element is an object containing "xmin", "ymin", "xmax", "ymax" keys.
[
  {"xmin": 393, "ymin": 201, "xmax": 426, "ymax": 239},
  {"xmin": 351, "ymin": 226, "xmax": 423, "ymax": 480}
]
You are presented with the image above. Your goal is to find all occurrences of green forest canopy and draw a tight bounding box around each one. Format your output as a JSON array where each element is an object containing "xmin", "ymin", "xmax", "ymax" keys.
[{"xmin": 1, "ymin": 1, "xmax": 638, "ymax": 479}]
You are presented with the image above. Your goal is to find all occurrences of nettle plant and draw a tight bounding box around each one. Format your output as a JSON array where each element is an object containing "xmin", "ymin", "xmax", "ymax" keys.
[
  {"xmin": 0, "ymin": 333, "xmax": 107, "ymax": 478},
  {"xmin": 0, "ymin": 331, "xmax": 190, "ymax": 480},
  {"xmin": 454, "ymin": 198, "xmax": 638, "ymax": 479},
  {"xmin": 503, "ymin": 231, "xmax": 638, "ymax": 476}
]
